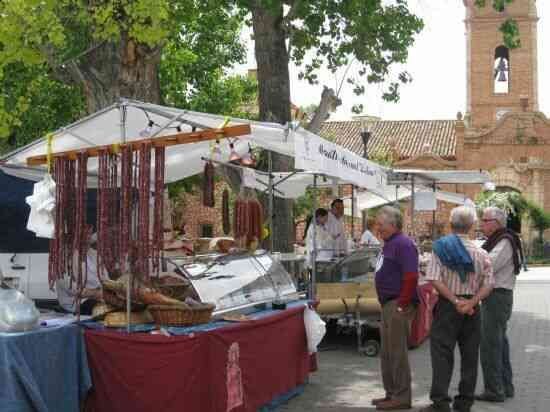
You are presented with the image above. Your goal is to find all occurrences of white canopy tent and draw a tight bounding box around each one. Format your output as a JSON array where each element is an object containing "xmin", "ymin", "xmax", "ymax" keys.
[
  {"xmin": 342, "ymin": 185, "xmax": 474, "ymax": 217},
  {"xmin": 0, "ymin": 99, "xmax": 390, "ymax": 196},
  {"xmin": 0, "ymin": 99, "xmax": 298, "ymax": 184}
]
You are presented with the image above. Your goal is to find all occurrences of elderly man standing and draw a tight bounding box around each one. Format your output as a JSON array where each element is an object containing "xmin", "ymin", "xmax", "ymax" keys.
[
  {"xmin": 371, "ymin": 206, "xmax": 419, "ymax": 411},
  {"xmin": 476, "ymin": 206, "xmax": 524, "ymax": 402},
  {"xmin": 420, "ymin": 206, "xmax": 494, "ymax": 412}
]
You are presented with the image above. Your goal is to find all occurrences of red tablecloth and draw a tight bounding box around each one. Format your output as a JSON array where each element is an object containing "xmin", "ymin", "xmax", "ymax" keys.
[
  {"xmin": 410, "ymin": 283, "xmax": 439, "ymax": 347},
  {"xmin": 84, "ymin": 305, "xmax": 312, "ymax": 412}
]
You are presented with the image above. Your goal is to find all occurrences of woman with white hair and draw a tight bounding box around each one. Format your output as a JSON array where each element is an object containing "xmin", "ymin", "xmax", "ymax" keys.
[{"xmin": 419, "ymin": 206, "xmax": 495, "ymax": 412}]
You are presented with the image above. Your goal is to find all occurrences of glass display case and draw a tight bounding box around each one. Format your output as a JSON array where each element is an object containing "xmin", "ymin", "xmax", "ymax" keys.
[
  {"xmin": 315, "ymin": 246, "xmax": 380, "ymax": 283},
  {"xmin": 166, "ymin": 251, "xmax": 298, "ymax": 314}
]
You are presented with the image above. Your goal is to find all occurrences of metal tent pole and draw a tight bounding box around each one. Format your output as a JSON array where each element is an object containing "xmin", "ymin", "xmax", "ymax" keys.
[
  {"xmin": 354, "ymin": 185, "xmax": 355, "ymax": 240},
  {"xmin": 410, "ymin": 176, "xmax": 415, "ymax": 237},
  {"xmin": 268, "ymin": 151, "xmax": 274, "ymax": 252},
  {"xmin": 119, "ymin": 103, "xmax": 132, "ymax": 334},
  {"xmin": 310, "ymin": 174, "xmax": 318, "ymax": 301},
  {"xmin": 432, "ymin": 183, "xmax": 437, "ymax": 240}
]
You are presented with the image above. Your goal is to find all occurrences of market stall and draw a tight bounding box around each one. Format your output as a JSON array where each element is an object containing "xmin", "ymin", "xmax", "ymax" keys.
[{"xmin": 0, "ymin": 101, "xmax": 330, "ymax": 412}]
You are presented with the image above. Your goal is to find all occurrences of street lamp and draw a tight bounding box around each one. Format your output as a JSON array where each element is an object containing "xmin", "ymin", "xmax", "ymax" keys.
[{"xmin": 360, "ymin": 119, "xmax": 371, "ymax": 159}]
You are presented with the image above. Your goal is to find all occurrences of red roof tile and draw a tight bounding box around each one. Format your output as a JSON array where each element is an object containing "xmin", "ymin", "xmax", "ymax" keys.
[{"xmin": 320, "ymin": 120, "xmax": 456, "ymax": 160}]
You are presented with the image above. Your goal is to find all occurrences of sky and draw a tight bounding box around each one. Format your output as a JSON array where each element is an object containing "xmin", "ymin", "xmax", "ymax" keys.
[{"xmin": 232, "ymin": 0, "xmax": 550, "ymax": 121}]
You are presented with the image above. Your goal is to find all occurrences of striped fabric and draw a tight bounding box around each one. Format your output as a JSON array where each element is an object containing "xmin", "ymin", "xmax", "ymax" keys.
[{"xmin": 425, "ymin": 235, "xmax": 495, "ymax": 295}]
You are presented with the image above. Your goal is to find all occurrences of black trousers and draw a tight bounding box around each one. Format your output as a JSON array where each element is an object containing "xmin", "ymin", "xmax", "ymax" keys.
[
  {"xmin": 430, "ymin": 298, "xmax": 481, "ymax": 410},
  {"xmin": 480, "ymin": 289, "xmax": 514, "ymax": 398}
]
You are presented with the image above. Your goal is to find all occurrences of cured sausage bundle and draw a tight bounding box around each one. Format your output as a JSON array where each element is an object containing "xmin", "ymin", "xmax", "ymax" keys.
[
  {"xmin": 222, "ymin": 189, "xmax": 230, "ymax": 235},
  {"xmin": 48, "ymin": 141, "xmax": 167, "ymax": 292},
  {"xmin": 233, "ymin": 196, "xmax": 263, "ymax": 243},
  {"xmin": 202, "ymin": 161, "xmax": 215, "ymax": 207},
  {"xmin": 48, "ymin": 156, "xmax": 76, "ymax": 288}
]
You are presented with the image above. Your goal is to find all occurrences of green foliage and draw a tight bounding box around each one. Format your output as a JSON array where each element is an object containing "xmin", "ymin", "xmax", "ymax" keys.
[
  {"xmin": 368, "ymin": 151, "xmax": 394, "ymax": 168},
  {"xmin": 475, "ymin": 191, "xmax": 529, "ymax": 217},
  {"xmin": 0, "ymin": 0, "xmax": 253, "ymax": 150},
  {"xmin": 167, "ymin": 175, "xmax": 203, "ymax": 198},
  {"xmin": 0, "ymin": 63, "xmax": 85, "ymax": 154},
  {"xmin": 280, "ymin": 0, "xmax": 424, "ymax": 104},
  {"xmin": 475, "ymin": 190, "xmax": 550, "ymax": 244},
  {"xmin": 527, "ymin": 203, "xmax": 550, "ymax": 234},
  {"xmin": 172, "ymin": 74, "xmax": 258, "ymax": 119},
  {"xmin": 293, "ymin": 187, "xmax": 321, "ymax": 220},
  {"xmin": 474, "ymin": 0, "xmax": 520, "ymax": 49}
]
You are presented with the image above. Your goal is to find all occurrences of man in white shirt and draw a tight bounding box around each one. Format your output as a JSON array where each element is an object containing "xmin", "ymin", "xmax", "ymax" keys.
[
  {"xmin": 56, "ymin": 233, "xmax": 101, "ymax": 315},
  {"xmin": 305, "ymin": 208, "xmax": 333, "ymax": 267},
  {"xmin": 326, "ymin": 198, "xmax": 348, "ymax": 255}
]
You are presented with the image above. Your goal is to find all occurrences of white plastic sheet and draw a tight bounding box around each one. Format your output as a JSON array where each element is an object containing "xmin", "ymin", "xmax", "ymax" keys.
[
  {"xmin": 0, "ymin": 289, "xmax": 40, "ymax": 332},
  {"xmin": 303, "ymin": 304, "xmax": 326, "ymax": 353},
  {"xmin": 25, "ymin": 173, "xmax": 56, "ymax": 238}
]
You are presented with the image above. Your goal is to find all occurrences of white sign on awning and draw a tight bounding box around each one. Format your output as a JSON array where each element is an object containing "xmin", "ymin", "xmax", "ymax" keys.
[
  {"xmin": 414, "ymin": 191, "xmax": 437, "ymax": 211},
  {"xmin": 294, "ymin": 131, "xmax": 387, "ymax": 192}
]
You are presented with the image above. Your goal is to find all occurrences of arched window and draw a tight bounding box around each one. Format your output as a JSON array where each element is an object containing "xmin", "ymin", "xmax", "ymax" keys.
[{"xmin": 494, "ymin": 46, "xmax": 510, "ymax": 94}]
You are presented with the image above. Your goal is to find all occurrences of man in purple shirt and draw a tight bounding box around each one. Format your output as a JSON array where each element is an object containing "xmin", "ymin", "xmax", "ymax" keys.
[{"xmin": 371, "ymin": 206, "xmax": 419, "ymax": 411}]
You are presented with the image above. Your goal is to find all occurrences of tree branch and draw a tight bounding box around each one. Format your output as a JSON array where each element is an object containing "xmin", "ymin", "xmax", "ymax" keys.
[{"xmin": 306, "ymin": 86, "xmax": 341, "ymax": 134}]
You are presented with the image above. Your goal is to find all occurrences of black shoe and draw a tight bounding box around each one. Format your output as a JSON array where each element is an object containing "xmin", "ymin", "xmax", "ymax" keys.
[
  {"xmin": 452, "ymin": 405, "xmax": 470, "ymax": 412},
  {"xmin": 475, "ymin": 393, "xmax": 505, "ymax": 402},
  {"xmin": 505, "ymin": 391, "xmax": 515, "ymax": 399}
]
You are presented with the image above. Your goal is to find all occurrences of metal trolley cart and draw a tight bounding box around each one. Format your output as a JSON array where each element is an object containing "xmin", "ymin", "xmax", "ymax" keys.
[{"xmin": 315, "ymin": 246, "xmax": 382, "ymax": 356}]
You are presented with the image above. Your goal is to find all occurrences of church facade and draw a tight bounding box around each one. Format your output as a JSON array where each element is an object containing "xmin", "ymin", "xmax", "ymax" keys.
[{"xmin": 322, "ymin": 0, "xmax": 550, "ymax": 249}]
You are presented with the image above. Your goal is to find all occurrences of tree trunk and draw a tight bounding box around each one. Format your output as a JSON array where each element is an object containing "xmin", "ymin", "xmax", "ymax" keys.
[
  {"xmin": 67, "ymin": 34, "xmax": 162, "ymax": 112},
  {"xmin": 251, "ymin": 3, "xmax": 295, "ymax": 252}
]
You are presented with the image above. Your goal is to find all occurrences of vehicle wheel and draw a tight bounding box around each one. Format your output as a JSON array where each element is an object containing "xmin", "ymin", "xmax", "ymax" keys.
[{"xmin": 360, "ymin": 339, "xmax": 380, "ymax": 357}]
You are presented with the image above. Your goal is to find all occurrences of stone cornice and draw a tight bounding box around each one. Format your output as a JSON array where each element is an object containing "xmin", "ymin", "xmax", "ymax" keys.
[
  {"xmin": 395, "ymin": 152, "xmax": 457, "ymax": 168},
  {"xmin": 464, "ymin": 111, "xmax": 550, "ymax": 143}
]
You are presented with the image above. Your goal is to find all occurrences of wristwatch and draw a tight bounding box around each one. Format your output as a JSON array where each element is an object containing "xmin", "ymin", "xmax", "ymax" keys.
[{"xmin": 397, "ymin": 306, "xmax": 404, "ymax": 313}]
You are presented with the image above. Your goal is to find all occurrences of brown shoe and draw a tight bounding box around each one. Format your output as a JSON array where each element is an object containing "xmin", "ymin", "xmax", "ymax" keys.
[
  {"xmin": 376, "ymin": 399, "xmax": 412, "ymax": 410},
  {"xmin": 371, "ymin": 396, "xmax": 390, "ymax": 406}
]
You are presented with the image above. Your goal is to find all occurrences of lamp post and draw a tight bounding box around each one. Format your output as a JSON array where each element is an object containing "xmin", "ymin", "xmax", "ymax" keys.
[{"xmin": 360, "ymin": 120, "xmax": 371, "ymax": 159}]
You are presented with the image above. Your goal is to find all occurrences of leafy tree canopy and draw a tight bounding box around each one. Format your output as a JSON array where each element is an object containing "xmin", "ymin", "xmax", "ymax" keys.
[{"xmin": 0, "ymin": 0, "xmax": 254, "ymax": 151}]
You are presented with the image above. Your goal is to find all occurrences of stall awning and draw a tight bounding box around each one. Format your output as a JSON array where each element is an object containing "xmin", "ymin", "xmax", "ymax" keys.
[
  {"xmin": 387, "ymin": 169, "xmax": 491, "ymax": 185},
  {"xmin": 343, "ymin": 186, "xmax": 473, "ymax": 217},
  {"xmin": 0, "ymin": 100, "xmax": 297, "ymax": 185}
]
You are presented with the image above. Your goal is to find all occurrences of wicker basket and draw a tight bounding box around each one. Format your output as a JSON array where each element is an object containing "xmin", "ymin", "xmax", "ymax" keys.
[
  {"xmin": 103, "ymin": 310, "xmax": 154, "ymax": 328},
  {"xmin": 150, "ymin": 278, "xmax": 190, "ymax": 301},
  {"xmin": 148, "ymin": 303, "xmax": 215, "ymax": 327}
]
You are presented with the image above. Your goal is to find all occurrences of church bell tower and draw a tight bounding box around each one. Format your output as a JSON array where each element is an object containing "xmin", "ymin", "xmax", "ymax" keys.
[{"xmin": 464, "ymin": 0, "xmax": 539, "ymax": 128}]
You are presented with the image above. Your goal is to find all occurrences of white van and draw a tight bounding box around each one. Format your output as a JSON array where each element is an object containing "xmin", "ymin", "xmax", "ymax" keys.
[{"xmin": 0, "ymin": 252, "xmax": 57, "ymax": 306}]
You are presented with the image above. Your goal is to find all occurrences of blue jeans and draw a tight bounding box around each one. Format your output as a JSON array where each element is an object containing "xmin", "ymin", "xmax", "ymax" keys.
[{"xmin": 480, "ymin": 289, "xmax": 514, "ymax": 398}]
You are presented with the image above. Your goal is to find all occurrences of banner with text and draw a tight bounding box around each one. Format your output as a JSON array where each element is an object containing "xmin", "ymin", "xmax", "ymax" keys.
[{"xmin": 294, "ymin": 131, "xmax": 388, "ymax": 193}]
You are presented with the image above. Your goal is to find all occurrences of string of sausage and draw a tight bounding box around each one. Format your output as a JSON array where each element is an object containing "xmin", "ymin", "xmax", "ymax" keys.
[
  {"xmin": 119, "ymin": 145, "xmax": 133, "ymax": 274},
  {"xmin": 222, "ymin": 189, "xmax": 230, "ymax": 235},
  {"xmin": 73, "ymin": 151, "xmax": 88, "ymax": 292},
  {"xmin": 48, "ymin": 156, "xmax": 76, "ymax": 289},
  {"xmin": 152, "ymin": 146, "xmax": 165, "ymax": 277},
  {"xmin": 233, "ymin": 197, "xmax": 263, "ymax": 242},
  {"xmin": 96, "ymin": 150, "xmax": 118, "ymax": 279},
  {"xmin": 136, "ymin": 142, "xmax": 152, "ymax": 280}
]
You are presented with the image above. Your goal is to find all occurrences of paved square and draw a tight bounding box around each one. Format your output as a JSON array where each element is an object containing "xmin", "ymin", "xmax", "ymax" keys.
[{"xmin": 282, "ymin": 267, "xmax": 550, "ymax": 411}]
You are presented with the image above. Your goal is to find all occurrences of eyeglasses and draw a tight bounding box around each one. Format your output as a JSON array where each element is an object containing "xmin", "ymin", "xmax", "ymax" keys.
[{"xmin": 481, "ymin": 218, "xmax": 497, "ymax": 223}]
